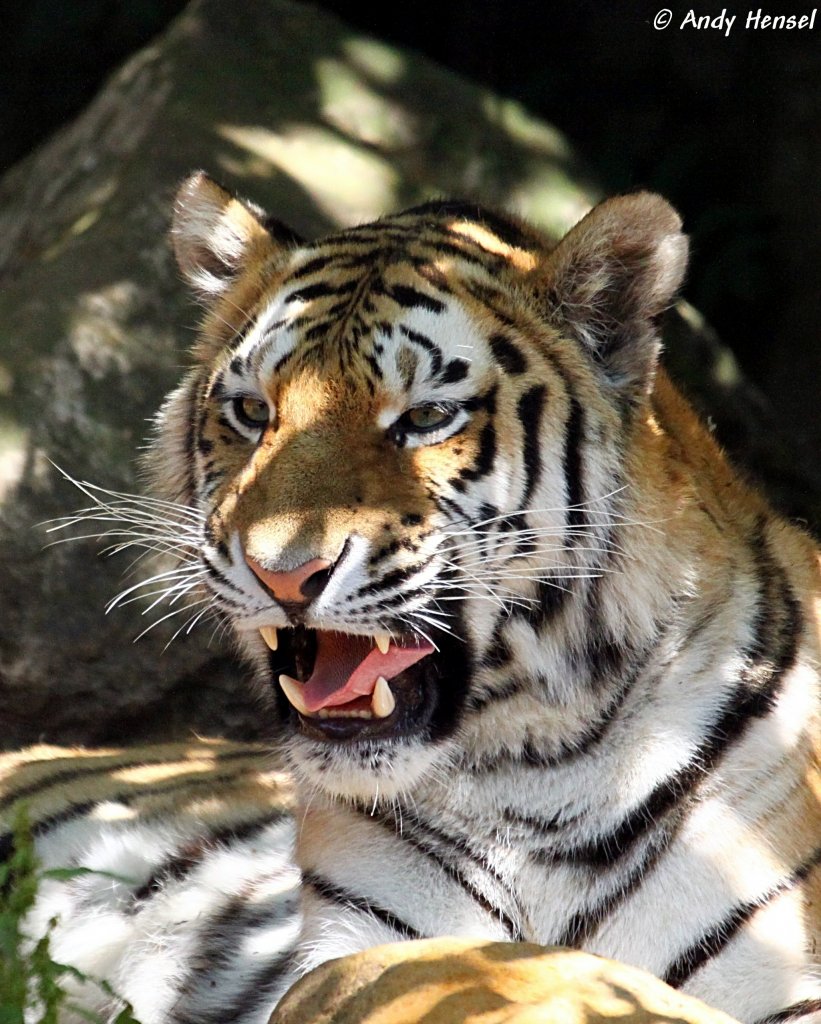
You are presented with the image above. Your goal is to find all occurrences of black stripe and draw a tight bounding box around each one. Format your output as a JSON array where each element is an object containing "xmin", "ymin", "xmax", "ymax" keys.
[
  {"xmin": 548, "ymin": 561, "xmax": 801, "ymax": 869},
  {"xmin": 7, "ymin": 764, "xmax": 272, "ymax": 845},
  {"xmin": 663, "ymin": 846, "xmax": 821, "ymax": 988},
  {"xmin": 0, "ymin": 745, "xmax": 266, "ymax": 816},
  {"xmin": 214, "ymin": 951, "xmax": 296, "ymax": 1024},
  {"xmin": 519, "ymin": 579, "xmax": 569, "ymax": 626},
  {"xmin": 440, "ymin": 358, "xmax": 469, "ymax": 384},
  {"xmin": 304, "ymin": 318, "xmax": 339, "ymax": 341},
  {"xmin": 469, "ymin": 642, "xmax": 647, "ymax": 779},
  {"xmin": 463, "ymin": 383, "xmax": 498, "ymax": 414},
  {"xmin": 283, "ymin": 254, "xmax": 334, "ymax": 282},
  {"xmin": 284, "ymin": 281, "xmax": 336, "ymax": 303},
  {"xmin": 501, "ymin": 807, "xmax": 566, "ymax": 836},
  {"xmin": 459, "ymin": 422, "xmax": 497, "ymax": 483},
  {"xmin": 753, "ymin": 1000, "xmax": 821, "ymax": 1024},
  {"xmin": 399, "ymin": 325, "xmax": 443, "ymax": 377},
  {"xmin": 564, "ymin": 397, "xmax": 585, "ymax": 528},
  {"xmin": 273, "ymin": 348, "xmax": 296, "ymax": 374},
  {"xmin": 555, "ymin": 835, "xmax": 669, "ymax": 947},
  {"xmin": 170, "ymin": 888, "xmax": 299, "ymax": 1024},
  {"xmin": 464, "ymin": 676, "xmax": 524, "ymax": 711},
  {"xmin": 364, "ymin": 353, "xmax": 384, "ymax": 380},
  {"xmin": 517, "ymin": 384, "xmax": 546, "ymax": 506},
  {"xmin": 427, "ymin": 240, "xmax": 488, "ymax": 268},
  {"xmin": 357, "ymin": 558, "xmax": 431, "ymax": 597},
  {"xmin": 302, "ymin": 870, "xmax": 422, "ymax": 940},
  {"xmin": 201, "ymin": 554, "xmax": 245, "ymax": 596},
  {"xmin": 490, "ymin": 333, "xmax": 527, "ymax": 375},
  {"xmin": 400, "ymin": 200, "xmax": 533, "ymax": 251},
  {"xmin": 353, "ymin": 805, "xmax": 521, "ymax": 940},
  {"xmin": 433, "ymin": 492, "xmax": 471, "ymax": 523},
  {"xmin": 388, "ymin": 284, "xmax": 445, "ymax": 314},
  {"xmin": 128, "ymin": 809, "xmax": 288, "ymax": 912},
  {"xmin": 412, "ymin": 259, "xmax": 455, "ymax": 294}
]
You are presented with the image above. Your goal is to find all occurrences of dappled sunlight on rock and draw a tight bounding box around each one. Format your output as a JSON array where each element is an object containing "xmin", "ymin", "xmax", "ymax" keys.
[
  {"xmin": 342, "ymin": 37, "xmax": 407, "ymax": 86},
  {"xmin": 482, "ymin": 96, "xmax": 574, "ymax": 162},
  {"xmin": 68, "ymin": 281, "xmax": 147, "ymax": 378},
  {"xmin": 509, "ymin": 169, "xmax": 592, "ymax": 240},
  {"xmin": 316, "ymin": 57, "xmax": 418, "ymax": 150},
  {"xmin": 0, "ymin": 418, "xmax": 28, "ymax": 503},
  {"xmin": 216, "ymin": 123, "xmax": 399, "ymax": 226}
]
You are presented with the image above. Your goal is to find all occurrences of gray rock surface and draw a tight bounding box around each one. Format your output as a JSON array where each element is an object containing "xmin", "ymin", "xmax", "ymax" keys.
[{"xmin": 0, "ymin": 0, "xmax": 815, "ymax": 749}]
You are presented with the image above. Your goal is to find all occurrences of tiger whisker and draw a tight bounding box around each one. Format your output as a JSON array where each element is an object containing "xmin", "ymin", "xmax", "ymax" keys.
[
  {"xmin": 132, "ymin": 596, "xmax": 213, "ymax": 642},
  {"xmin": 449, "ymin": 543, "xmax": 627, "ymax": 569},
  {"xmin": 165, "ymin": 600, "xmax": 218, "ymax": 650},
  {"xmin": 109, "ymin": 575, "xmax": 207, "ymax": 615},
  {"xmin": 107, "ymin": 563, "xmax": 205, "ymax": 606},
  {"xmin": 436, "ymin": 583, "xmax": 535, "ymax": 609},
  {"xmin": 46, "ymin": 463, "xmax": 205, "ymax": 523}
]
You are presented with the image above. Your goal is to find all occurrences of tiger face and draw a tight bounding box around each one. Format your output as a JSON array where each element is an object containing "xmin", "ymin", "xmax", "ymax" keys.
[{"xmin": 154, "ymin": 174, "xmax": 687, "ymax": 799}]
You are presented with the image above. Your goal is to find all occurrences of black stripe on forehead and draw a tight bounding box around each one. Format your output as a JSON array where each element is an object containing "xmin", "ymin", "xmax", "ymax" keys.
[
  {"xmin": 440, "ymin": 359, "xmax": 470, "ymax": 384},
  {"xmin": 399, "ymin": 325, "xmax": 442, "ymax": 378},
  {"xmin": 489, "ymin": 333, "xmax": 528, "ymax": 375},
  {"xmin": 384, "ymin": 283, "xmax": 446, "ymax": 314}
]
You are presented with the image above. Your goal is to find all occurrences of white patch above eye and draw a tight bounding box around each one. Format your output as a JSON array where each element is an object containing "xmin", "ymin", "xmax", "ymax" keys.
[{"xmin": 229, "ymin": 284, "xmax": 306, "ymax": 380}]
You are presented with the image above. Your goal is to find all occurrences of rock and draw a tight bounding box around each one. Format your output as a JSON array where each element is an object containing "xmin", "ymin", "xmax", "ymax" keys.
[{"xmin": 270, "ymin": 938, "xmax": 740, "ymax": 1024}]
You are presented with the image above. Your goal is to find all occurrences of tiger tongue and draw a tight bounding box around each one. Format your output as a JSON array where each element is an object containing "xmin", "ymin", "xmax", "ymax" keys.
[{"xmin": 302, "ymin": 631, "xmax": 434, "ymax": 712}]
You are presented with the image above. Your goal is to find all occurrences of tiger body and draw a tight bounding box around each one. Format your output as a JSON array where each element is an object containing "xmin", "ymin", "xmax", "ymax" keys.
[{"xmin": 7, "ymin": 180, "xmax": 820, "ymax": 1023}]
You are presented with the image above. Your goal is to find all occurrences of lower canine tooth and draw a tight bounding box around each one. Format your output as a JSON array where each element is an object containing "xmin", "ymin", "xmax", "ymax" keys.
[
  {"xmin": 279, "ymin": 674, "xmax": 310, "ymax": 715},
  {"xmin": 260, "ymin": 626, "xmax": 278, "ymax": 651},
  {"xmin": 372, "ymin": 675, "xmax": 396, "ymax": 718}
]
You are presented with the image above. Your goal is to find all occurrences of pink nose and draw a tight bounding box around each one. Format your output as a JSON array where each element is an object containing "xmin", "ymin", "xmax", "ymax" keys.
[{"xmin": 245, "ymin": 555, "xmax": 333, "ymax": 604}]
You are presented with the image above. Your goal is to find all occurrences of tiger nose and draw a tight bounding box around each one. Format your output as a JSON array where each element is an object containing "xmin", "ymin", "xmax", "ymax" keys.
[{"xmin": 245, "ymin": 555, "xmax": 334, "ymax": 605}]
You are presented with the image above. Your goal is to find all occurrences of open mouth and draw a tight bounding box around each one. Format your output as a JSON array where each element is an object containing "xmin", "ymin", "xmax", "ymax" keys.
[{"xmin": 258, "ymin": 625, "xmax": 438, "ymax": 741}]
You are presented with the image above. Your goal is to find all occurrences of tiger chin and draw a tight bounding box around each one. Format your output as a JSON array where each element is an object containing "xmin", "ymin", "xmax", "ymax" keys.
[{"xmin": 144, "ymin": 173, "xmax": 820, "ymax": 1020}]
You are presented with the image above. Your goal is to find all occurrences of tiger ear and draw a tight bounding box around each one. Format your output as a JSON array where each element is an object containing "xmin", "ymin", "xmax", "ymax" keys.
[
  {"xmin": 171, "ymin": 172, "xmax": 303, "ymax": 297},
  {"xmin": 540, "ymin": 192, "xmax": 688, "ymax": 397}
]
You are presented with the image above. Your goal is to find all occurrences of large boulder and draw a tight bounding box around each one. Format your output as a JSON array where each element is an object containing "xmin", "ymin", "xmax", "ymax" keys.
[
  {"xmin": 0, "ymin": 0, "xmax": 816, "ymax": 749},
  {"xmin": 270, "ymin": 938, "xmax": 740, "ymax": 1024}
]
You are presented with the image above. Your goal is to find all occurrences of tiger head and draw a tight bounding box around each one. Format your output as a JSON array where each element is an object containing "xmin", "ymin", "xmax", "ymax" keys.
[{"xmin": 152, "ymin": 173, "xmax": 687, "ymax": 799}]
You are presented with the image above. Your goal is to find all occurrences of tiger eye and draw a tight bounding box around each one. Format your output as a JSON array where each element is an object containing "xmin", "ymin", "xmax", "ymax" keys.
[
  {"xmin": 235, "ymin": 396, "xmax": 269, "ymax": 428},
  {"xmin": 406, "ymin": 406, "xmax": 450, "ymax": 430}
]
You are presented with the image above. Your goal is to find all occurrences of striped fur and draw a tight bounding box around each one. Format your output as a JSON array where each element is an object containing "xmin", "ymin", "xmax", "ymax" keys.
[
  {"xmin": 17, "ymin": 176, "xmax": 820, "ymax": 1023},
  {"xmin": 0, "ymin": 742, "xmax": 299, "ymax": 1022}
]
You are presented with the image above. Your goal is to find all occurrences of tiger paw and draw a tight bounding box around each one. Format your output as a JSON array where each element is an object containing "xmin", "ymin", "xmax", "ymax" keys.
[{"xmin": 270, "ymin": 938, "xmax": 741, "ymax": 1024}]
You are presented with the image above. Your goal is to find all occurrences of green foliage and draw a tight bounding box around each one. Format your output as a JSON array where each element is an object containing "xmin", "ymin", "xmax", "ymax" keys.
[{"xmin": 0, "ymin": 804, "xmax": 142, "ymax": 1024}]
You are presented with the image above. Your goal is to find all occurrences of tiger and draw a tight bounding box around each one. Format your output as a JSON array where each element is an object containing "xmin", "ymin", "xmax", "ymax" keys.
[{"xmin": 5, "ymin": 174, "xmax": 819, "ymax": 1024}]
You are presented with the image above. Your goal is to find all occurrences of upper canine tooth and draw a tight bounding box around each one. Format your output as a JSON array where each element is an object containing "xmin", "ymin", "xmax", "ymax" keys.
[
  {"xmin": 279, "ymin": 674, "xmax": 310, "ymax": 715},
  {"xmin": 260, "ymin": 626, "xmax": 278, "ymax": 651},
  {"xmin": 374, "ymin": 633, "xmax": 390, "ymax": 655},
  {"xmin": 372, "ymin": 676, "xmax": 396, "ymax": 718}
]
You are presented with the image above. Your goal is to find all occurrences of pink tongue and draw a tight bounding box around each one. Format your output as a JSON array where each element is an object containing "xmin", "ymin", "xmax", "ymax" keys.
[{"xmin": 302, "ymin": 632, "xmax": 434, "ymax": 712}]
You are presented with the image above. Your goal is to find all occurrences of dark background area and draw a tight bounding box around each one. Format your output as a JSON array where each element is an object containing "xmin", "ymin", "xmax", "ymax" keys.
[{"xmin": 2, "ymin": 0, "xmax": 819, "ymax": 458}]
